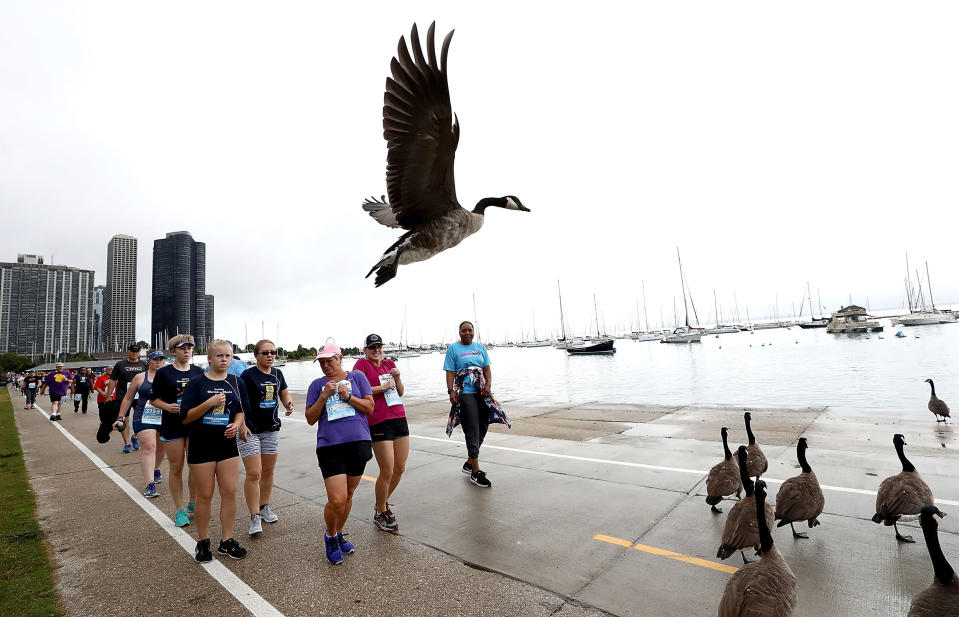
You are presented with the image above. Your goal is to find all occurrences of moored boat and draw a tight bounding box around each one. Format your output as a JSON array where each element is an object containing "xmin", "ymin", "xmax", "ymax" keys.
[{"xmin": 826, "ymin": 305, "xmax": 884, "ymax": 333}]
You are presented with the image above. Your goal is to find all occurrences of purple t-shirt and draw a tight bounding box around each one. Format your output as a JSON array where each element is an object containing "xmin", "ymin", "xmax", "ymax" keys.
[
  {"xmin": 44, "ymin": 370, "xmax": 74, "ymax": 396},
  {"xmin": 306, "ymin": 371, "xmax": 373, "ymax": 447}
]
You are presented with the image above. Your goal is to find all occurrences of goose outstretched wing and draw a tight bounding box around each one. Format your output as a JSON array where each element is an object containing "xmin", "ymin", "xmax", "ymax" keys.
[{"xmin": 383, "ymin": 22, "xmax": 461, "ymax": 230}]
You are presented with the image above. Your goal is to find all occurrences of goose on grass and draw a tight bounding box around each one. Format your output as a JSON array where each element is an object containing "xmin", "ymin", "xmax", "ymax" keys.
[{"xmin": 362, "ymin": 23, "xmax": 529, "ymax": 287}]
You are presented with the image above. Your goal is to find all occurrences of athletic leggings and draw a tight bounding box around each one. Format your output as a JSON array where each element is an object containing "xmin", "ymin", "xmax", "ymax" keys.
[{"xmin": 459, "ymin": 393, "xmax": 490, "ymax": 460}]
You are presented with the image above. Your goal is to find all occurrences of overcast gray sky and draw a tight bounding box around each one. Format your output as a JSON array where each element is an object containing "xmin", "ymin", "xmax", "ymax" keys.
[{"xmin": 2, "ymin": 2, "xmax": 958, "ymax": 349}]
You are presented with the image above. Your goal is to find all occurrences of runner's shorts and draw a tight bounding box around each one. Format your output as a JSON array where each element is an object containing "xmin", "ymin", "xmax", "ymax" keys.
[
  {"xmin": 188, "ymin": 435, "xmax": 239, "ymax": 465},
  {"xmin": 133, "ymin": 419, "xmax": 159, "ymax": 435},
  {"xmin": 50, "ymin": 393, "xmax": 63, "ymax": 403},
  {"xmin": 369, "ymin": 417, "xmax": 410, "ymax": 442},
  {"xmin": 315, "ymin": 440, "xmax": 372, "ymax": 479},
  {"xmin": 237, "ymin": 430, "xmax": 279, "ymax": 458}
]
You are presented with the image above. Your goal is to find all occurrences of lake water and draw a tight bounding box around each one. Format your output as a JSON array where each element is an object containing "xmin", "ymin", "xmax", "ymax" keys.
[{"xmin": 276, "ymin": 319, "xmax": 959, "ymax": 410}]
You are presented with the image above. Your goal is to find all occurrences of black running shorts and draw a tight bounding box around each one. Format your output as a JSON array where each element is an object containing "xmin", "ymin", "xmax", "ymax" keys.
[
  {"xmin": 315, "ymin": 440, "xmax": 372, "ymax": 479},
  {"xmin": 369, "ymin": 417, "xmax": 410, "ymax": 443},
  {"xmin": 188, "ymin": 435, "xmax": 239, "ymax": 465},
  {"xmin": 50, "ymin": 394, "xmax": 63, "ymax": 403}
]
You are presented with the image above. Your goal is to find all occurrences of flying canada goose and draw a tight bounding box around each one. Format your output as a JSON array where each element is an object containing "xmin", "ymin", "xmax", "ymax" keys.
[
  {"xmin": 718, "ymin": 479, "xmax": 799, "ymax": 617},
  {"xmin": 744, "ymin": 411, "xmax": 768, "ymax": 477},
  {"xmin": 907, "ymin": 505, "xmax": 958, "ymax": 616},
  {"xmin": 718, "ymin": 446, "xmax": 775, "ymax": 565},
  {"xmin": 872, "ymin": 434, "xmax": 939, "ymax": 543},
  {"xmin": 706, "ymin": 427, "xmax": 743, "ymax": 514},
  {"xmin": 774, "ymin": 437, "xmax": 825, "ymax": 539},
  {"xmin": 362, "ymin": 23, "xmax": 530, "ymax": 287},
  {"xmin": 925, "ymin": 379, "xmax": 951, "ymax": 423}
]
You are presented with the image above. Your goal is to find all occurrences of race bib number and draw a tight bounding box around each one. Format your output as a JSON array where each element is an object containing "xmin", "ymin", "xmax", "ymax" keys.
[
  {"xmin": 74, "ymin": 394, "xmax": 82, "ymax": 402},
  {"xmin": 325, "ymin": 380, "xmax": 355, "ymax": 421},
  {"xmin": 142, "ymin": 403, "xmax": 162, "ymax": 425},
  {"xmin": 203, "ymin": 393, "xmax": 230, "ymax": 426},
  {"xmin": 260, "ymin": 384, "xmax": 277, "ymax": 408},
  {"xmin": 28, "ymin": 383, "xmax": 36, "ymax": 389},
  {"xmin": 379, "ymin": 374, "xmax": 402, "ymax": 407}
]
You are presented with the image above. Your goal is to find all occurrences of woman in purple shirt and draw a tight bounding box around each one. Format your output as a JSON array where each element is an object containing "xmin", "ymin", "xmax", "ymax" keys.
[{"xmin": 305, "ymin": 342, "xmax": 374, "ymax": 565}]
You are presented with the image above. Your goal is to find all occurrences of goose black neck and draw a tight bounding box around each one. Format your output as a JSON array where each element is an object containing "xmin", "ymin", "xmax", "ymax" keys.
[
  {"xmin": 921, "ymin": 516, "xmax": 955, "ymax": 586},
  {"xmin": 736, "ymin": 448, "xmax": 753, "ymax": 496},
  {"xmin": 755, "ymin": 486, "xmax": 773, "ymax": 554},
  {"xmin": 745, "ymin": 415, "xmax": 756, "ymax": 444},
  {"xmin": 895, "ymin": 439, "xmax": 916, "ymax": 473},
  {"xmin": 722, "ymin": 430, "xmax": 732, "ymax": 460},
  {"xmin": 929, "ymin": 380, "xmax": 937, "ymax": 397},
  {"xmin": 797, "ymin": 442, "xmax": 812, "ymax": 474},
  {"xmin": 472, "ymin": 197, "xmax": 503, "ymax": 215}
]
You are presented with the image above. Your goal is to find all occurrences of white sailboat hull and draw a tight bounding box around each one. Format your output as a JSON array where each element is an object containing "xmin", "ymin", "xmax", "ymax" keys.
[{"xmin": 898, "ymin": 312, "xmax": 953, "ymax": 326}]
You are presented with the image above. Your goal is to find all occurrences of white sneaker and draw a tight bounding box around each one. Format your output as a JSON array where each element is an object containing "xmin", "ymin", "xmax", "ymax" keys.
[
  {"xmin": 259, "ymin": 505, "xmax": 278, "ymax": 523},
  {"xmin": 248, "ymin": 514, "xmax": 263, "ymax": 535}
]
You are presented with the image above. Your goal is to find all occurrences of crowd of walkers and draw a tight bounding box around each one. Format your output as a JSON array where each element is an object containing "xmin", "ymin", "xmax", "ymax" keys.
[{"xmin": 6, "ymin": 320, "xmax": 505, "ymax": 565}]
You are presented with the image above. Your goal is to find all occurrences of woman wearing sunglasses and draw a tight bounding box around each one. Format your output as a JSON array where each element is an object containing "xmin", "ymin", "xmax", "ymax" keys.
[{"xmin": 239, "ymin": 339, "xmax": 294, "ymax": 536}]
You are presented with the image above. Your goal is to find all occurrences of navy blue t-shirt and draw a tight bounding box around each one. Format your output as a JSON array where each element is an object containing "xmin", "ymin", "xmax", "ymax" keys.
[
  {"xmin": 180, "ymin": 374, "xmax": 249, "ymax": 442},
  {"xmin": 240, "ymin": 367, "xmax": 288, "ymax": 433},
  {"xmin": 150, "ymin": 364, "xmax": 205, "ymax": 440}
]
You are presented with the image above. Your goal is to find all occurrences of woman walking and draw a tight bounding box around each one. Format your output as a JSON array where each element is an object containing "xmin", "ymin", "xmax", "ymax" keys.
[
  {"xmin": 352, "ymin": 333, "xmax": 408, "ymax": 532},
  {"xmin": 180, "ymin": 339, "xmax": 249, "ymax": 562},
  {"xmin": 239, "ymin": 339, "xmax": 294, "ymax": 536},
  {"xmin": 150, "ymin": 335, "xmax": 204, "ymax": 527},
  {"xmin": 71, "ymin": 367, "xmax": 94, "ymax": 414},
  {"xmin": 305, "ymin": 342, "xmax": 374, "ymax": 565},
  {"xmin": 444, "ymin": 320, "xmax": 499, "ymax": 488},
  {"xmin": 115, "ymin": 351, "xmax": 167, "ymax": 498}
]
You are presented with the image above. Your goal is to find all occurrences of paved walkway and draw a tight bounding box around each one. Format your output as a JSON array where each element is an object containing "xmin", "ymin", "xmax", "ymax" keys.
[{"xmin": 11, "ymin": 387, "xmax": 959, "ymax": 616}]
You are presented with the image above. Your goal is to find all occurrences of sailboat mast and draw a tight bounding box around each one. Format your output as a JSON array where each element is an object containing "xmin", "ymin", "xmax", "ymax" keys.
[
  {"xmin": 557, "ymin": 280, "xmax": 567, "ymax": 342},
  {"xmin": 915, "ymin": 270, "xmax": 926, "ymax": 310},
  {"xmin": 593, "ymin": 294, "xmax": 601, "ymax": 337},
  {"xmin": 642, "ymin": 280, "xmax": 650, "ymax": 332},
  {"xmin": 807, "ymin": 281, "xmax": 815, "ymax": 320},
  {"xmin": 713, "ymin": 290, "xmax": 719, "ymax": 328},
  {"xmin": 677, "ymin": 248, "xmax": 690, "ymax": 328},
  {"xmin": 905, "ymin": 251, "xmax": 914, "ymax": 312},
  {"xmin": 925, "ymin": 262, "xmax": 936, "ymax": 310}
]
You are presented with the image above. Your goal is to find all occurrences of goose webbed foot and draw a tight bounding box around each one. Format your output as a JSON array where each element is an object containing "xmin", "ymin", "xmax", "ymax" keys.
[
  {"xmin": 711, "ymin": 505, "xmax": 723, "ymax": 514},
  {"xmin": 894, "ymin": 523, "xmax": 915, "ymax": 543},
  {"xmin": 790, "ymin": 522, "xmax": 809, "ymax": 539}
]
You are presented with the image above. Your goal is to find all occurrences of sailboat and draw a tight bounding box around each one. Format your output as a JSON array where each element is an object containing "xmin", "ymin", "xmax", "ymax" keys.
[
  {"xmin": 516, "ymin": 310, "xmax": 552, "ymax": 347},
  {"xmin": 567, "ymin": 294, "xmax": 616, "ymax": 355},
  {"xmin": 898, "ymin": 258, "xmax": 955, "ymax": 326},
  {"xmin": 704, "ymin": 290, "xmax": 739, "ymax": 334},
  {"xmin": 662, "ymin": 248, "xmax": 703, "ymax": 343},
  {"xmin": 629, "ymin": 280, "xmax": 665, "ymax": 341},
  {"xmin": 797, "ymin": 281, "xmax": 828, "ymax": 328}
]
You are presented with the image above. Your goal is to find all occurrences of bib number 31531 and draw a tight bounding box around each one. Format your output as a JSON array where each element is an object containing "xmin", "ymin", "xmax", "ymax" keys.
[{"xmin": 325, "ymin": 381, "xmax": 355, "ymax": 421}]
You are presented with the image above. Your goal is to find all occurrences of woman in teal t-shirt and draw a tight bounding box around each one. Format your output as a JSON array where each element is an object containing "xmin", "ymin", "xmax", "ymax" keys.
[{"xmin": 443, "ymin": 320, "xmax": 493, "ymax": 488}]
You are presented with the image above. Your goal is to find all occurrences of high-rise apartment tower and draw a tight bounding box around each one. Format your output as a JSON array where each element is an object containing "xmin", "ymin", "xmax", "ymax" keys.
[
  {"xmin": 151, "ymin": 231, "xmax": 207, "ymax": 349},
  {"xmin": 104, "ymin": 235, "xmax": 138, "ymax": 352}
]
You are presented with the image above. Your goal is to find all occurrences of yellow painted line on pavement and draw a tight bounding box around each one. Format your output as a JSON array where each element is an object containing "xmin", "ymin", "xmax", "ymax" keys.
[
  {"xmin": 593, "ymin": 534, "xmax": 738, "ymax": 574},
  {"xmin": 361, "ymin": 475, "xmax": 378, "ymax": 482}
]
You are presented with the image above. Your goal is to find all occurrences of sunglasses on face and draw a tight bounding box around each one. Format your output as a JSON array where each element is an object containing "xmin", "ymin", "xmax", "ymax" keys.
[{"xmin": 259, "ymin": 350, "xmax": 277, "ymax": 356}]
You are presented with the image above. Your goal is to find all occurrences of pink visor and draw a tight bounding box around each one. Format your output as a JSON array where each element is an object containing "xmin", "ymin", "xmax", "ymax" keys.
[{"xmin": 315, "ymin": 343, "xmax": 342, "ymax": 359}]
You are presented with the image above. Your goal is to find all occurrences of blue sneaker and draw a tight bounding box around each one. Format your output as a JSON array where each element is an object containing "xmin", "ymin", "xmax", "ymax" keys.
[
  {"xmin": 131, "ymin": 436, "xmax": 140, "ymax": 451},
  {"xmin": 336, "ymin": 532, "xmax": 354, "ymax": 555},
  {"xmin": 154, "ymin": 469, "xmax": 163, "ymax": 484},
  {"xmin": 324, "ymin": 533, "xmax": 344, "ymax": 565},
  {"xmin": 144, "ymin": 482, "xmax": 158, "ymax": 498},
  {"xmin": 122, "ymin": 444, "xmax": 132, "ymax": 454},
  {"xmin": 187, "ymin": 501, "xmax": 195, "ymax": 514},
  {"xmin": 174, "ymin": 508, "xmax": 190, "ymax": 527}
]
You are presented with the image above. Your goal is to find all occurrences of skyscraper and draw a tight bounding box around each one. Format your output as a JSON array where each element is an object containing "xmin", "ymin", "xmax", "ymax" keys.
[
  {"xmin": 104, "ymin": 235, "xmax": 138, "ymax": 352},
  {"xmin": 151, "ymin": 231, "xmax": 207, "ymax": 349},
  {"xmin": 204, "ymin": 294, "xmax": 215, "ymax": 343},
  {"xmin": 93, "ymin": 285, "xmax": 105, "ymax": 352},
  {"xmin": 0, "ymin": 254, "xmax": 95, "ymax": 358}
]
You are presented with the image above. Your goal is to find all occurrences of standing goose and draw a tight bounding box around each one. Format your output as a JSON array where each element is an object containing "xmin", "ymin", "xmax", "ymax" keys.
[
  {"xmin": 706, "ymin": 427, "xmax": 743, "ymax": 514},
  {"xmin": 718, "ymin": 479, "xmax": 799, "ymax": 617},
  {"xmin": 925, "ymin": 379, "xmax": 951, "ymax": 423},
  {"xmin": 908, "ymin": 505, "xmax": 958, "ymax": 616},
  {"xmin": 717, "ymin": 446, "xmax": 775, "ymax": 565},
  {"xmin": 872, "ymin": 433, "xmax": 938, "ymax": 542},
  {"xmin": 362, "ymin": 23, "xmax": 530, "ymax": 287},
  {"xmin": 744, "ymin": 411, "xmax": 768, "ymax": 477},
  {"xmin": 774, "ymin": 437, "xmax": 825, "ymax": 538}
]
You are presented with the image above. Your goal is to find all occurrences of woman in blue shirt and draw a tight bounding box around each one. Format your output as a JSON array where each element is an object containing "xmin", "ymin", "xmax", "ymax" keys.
[{"xmin": 443, "ymin": 321, "xmax": 493, "ymax": 488}]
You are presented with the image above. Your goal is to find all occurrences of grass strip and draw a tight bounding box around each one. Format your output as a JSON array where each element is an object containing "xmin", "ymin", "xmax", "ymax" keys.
[{"xmin": 0, "ymin": 388, "xmax": 62, "ymax": 617}]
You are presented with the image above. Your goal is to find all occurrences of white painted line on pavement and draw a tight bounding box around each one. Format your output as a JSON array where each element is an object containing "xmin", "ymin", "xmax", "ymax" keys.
[
  {"xmin": 408, "ymin": 433, "xmax": 959, "ymax": 507},
  {"xmin": 32, "ymin": 404, "xmax": 285, "ymax": 617}
]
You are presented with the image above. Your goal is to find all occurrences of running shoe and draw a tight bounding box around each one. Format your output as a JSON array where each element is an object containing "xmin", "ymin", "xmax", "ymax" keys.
[
  {"xmin": 194, "ymin": 539, "xmax": 213, "ymax": 563},
  {"xmin": 461, "ymin": 460, "xmax": 472, "ymax": 475},
  {"xmin": 174, "ymin": 508, "xmax": 190, "ymax": 528},
  {"xmin": 373, "ymin": 510, "xmax": 397, "ymax": 532},
  {"xmin": 324, "ymin": 533, "xmax": 344, "ymax": 565},
  {"xmin": 187, "ymin": 501, "xmax": 195, "ymax": 514},
  {"xmin": 144, "ymin": 482, "xmax": 159, "ymax": 498},
  {"xmin": 249, "ymin": 514, "xmax": 263, "ymax": 536},
  {"xmin": 122, "ymin": 443, "xmax": 132, "ymax": 454},
  {"xmin": 49, "ymin": 414, "xmax": 56, "ymax": 421},
  {"xmin": 259, "ymin": 504, "xmax": 278, "ymax": 523},
  {"xmin": 217, "ymin": 538, "xmax": 248, "ymax": 560},
  {"xmin": 470, "ymin": 470, "xmax": 492, "ymax": 488},
  {"xmin": 154, "ymin": 469, "xmax": 164, "ymax": 484},
  {"xmin": 336, "ymin": 532, "xmax": 354, "ymax": 555},
  {"xmin": 55, "ymin": 414, "xmax": 62, "ymax": 420},
  {"xmin": 385, "ymin": 504, "xmax": 398, "ymax": 530},
  {"xmin": 131, "ymin": 436, "xmax": 140, "ymax": 451}
]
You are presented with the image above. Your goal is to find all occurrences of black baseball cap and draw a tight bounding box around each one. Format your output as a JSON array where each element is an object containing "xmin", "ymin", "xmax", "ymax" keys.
[
  {"xmin": 128, "ymin": 343, "xmax": 141, "ymax": 351},
  {"xmin": 364, "ymin": 333, "xmax": 383, "ymax": 348}
]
